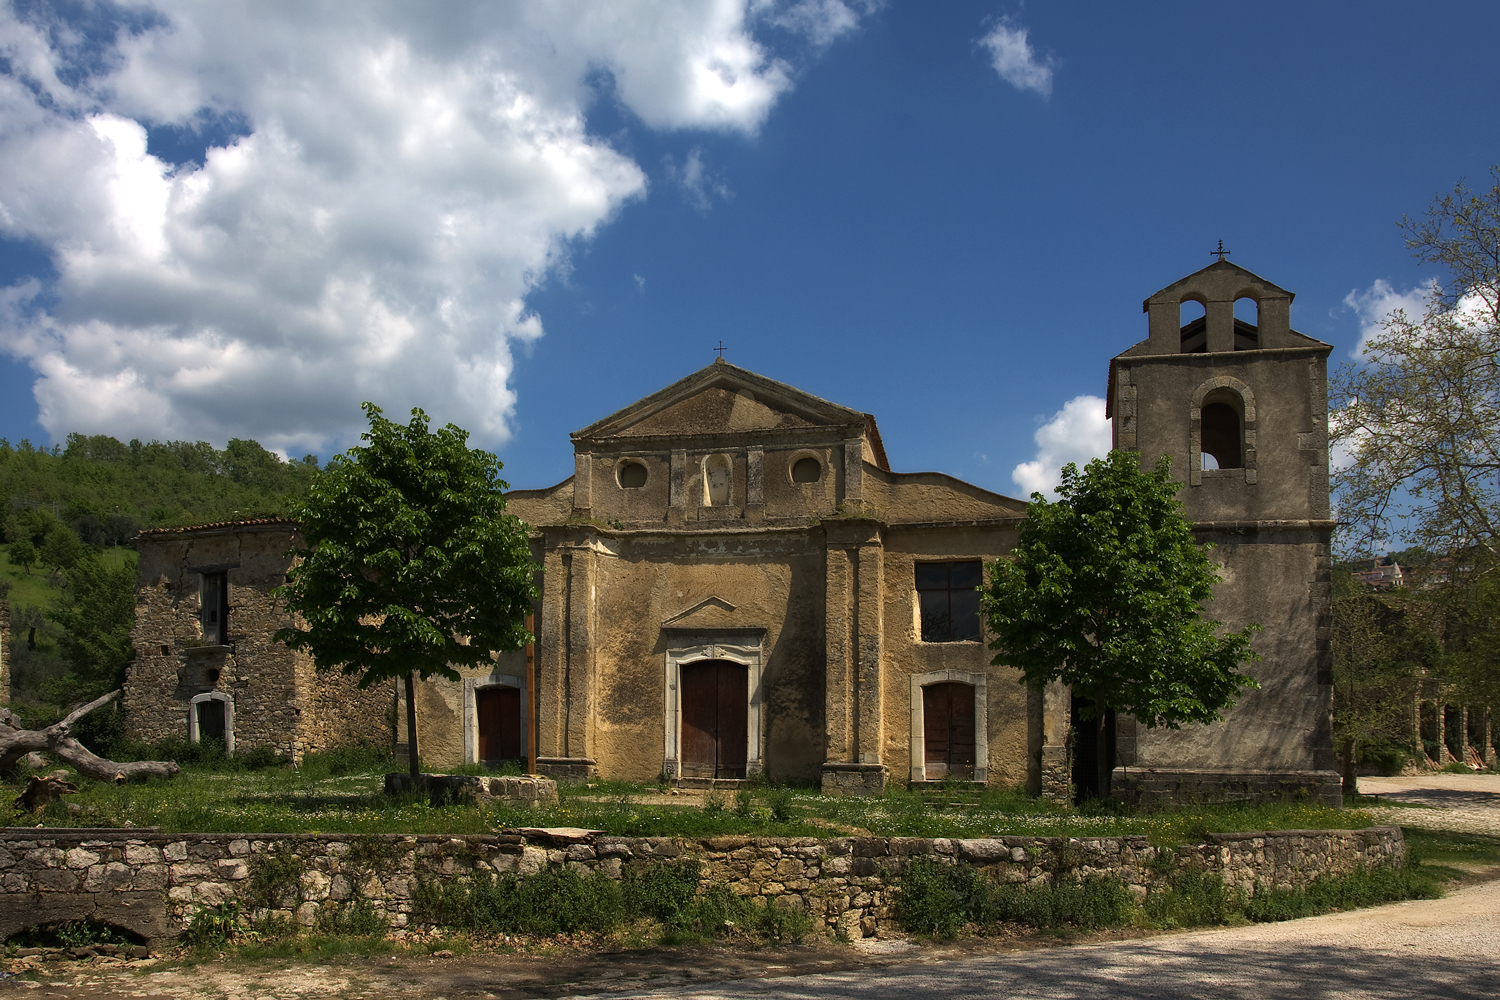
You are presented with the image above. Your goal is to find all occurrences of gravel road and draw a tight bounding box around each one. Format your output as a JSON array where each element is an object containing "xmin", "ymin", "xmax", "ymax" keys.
[
  {"xmin": 1359, "ymin": 773, "xmax": 1500, "ymax": 835},
  {"xmin": 604, "ymin": 877, "xmax": 1500, "ymax": 1000}
]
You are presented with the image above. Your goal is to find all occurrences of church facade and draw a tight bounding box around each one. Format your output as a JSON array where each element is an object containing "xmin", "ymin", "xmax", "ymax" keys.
[{"xmin": 126, "ymin": 259, "xmax": 1339, "ymax": 804}]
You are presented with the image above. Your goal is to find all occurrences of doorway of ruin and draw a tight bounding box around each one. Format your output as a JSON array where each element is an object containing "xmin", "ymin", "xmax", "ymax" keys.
[
  {"xmin": 679, "ymin": 660, "xmax": 748, "ymax": 779},
  {"xmin": 1071, "ymin": 693, "xmax": 1116, "ymax": 803}
]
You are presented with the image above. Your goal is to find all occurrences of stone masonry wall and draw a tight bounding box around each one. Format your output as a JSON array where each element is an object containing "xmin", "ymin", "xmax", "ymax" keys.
[{"xmin": 0, "ymin": 826, "xmax": 1404, "ymax": 947}]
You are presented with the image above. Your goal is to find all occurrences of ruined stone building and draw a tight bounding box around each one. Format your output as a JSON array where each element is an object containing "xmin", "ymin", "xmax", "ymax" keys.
[
  {"xmin": 123, "ymin": 520, "xmax": 393, "ymax": 758},
  {"xmin": 124, "ymin": 259, "xmax": 1342, "ymax": 803}
]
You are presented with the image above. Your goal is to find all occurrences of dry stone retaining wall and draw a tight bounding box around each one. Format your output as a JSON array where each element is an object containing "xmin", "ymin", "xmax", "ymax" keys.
[{"xmin": 0, "ymin": 826, "xmax": 1404, "ymax": 947}]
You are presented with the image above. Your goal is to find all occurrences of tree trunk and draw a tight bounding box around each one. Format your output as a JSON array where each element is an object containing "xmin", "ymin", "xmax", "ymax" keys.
[
  {"xmin": 1095, "ymin": 711, "xmax": 1109, "ymax": 801},
  {"xmin": 405, "ymin": 671, "xmax": 420, "ymax": 779},
  {"xmin": 0, "ymin": 691, "xmax": 178, "ymax": 782},
  {"xmin": 1342, "ymin": 736, "xmax": 1358, "ymax": 797}
]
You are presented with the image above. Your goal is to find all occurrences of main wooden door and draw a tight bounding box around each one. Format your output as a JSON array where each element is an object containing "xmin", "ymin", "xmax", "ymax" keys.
[
  {"xmin": 923, "ymin": 682, "xmax": 975, "ymax": 779},
  {"xmin": 197, "ymin": 699, "xmax": 226, "ymax": 742},
  {"xmin": 477, "ymin": 686, "xmax": 521, "ymax": 762},
  {"xmin": 680, "ymin": 661, "xmax": 748, "ymax": 779}
]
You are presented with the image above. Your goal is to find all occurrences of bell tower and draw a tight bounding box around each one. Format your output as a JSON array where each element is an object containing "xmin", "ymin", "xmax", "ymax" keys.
[{"xmin": 1106, "ymin": 258, "xmax": 1340, "ymax": 805}]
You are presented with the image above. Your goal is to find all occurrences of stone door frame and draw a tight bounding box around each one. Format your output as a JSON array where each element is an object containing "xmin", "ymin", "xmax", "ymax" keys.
[
  {"xmin": 662, "ymin": 632, "xmax": 764, "ymax": 780},
  {"xmin": 909, "ymin": 669, "xmax": 987, "ymax": 783},
  {"xmin": 187, "ymin": 690, "xmax": 235, "ymax": 754},
  {"xmin": 463, "ymin": 671, "xmax": 528, "ymax": 765}
]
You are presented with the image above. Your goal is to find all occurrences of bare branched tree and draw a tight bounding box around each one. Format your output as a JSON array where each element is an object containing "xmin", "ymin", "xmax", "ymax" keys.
[{"xmin": 1331, "ymin": 167, "xmax": 1500, "ymax": 568}]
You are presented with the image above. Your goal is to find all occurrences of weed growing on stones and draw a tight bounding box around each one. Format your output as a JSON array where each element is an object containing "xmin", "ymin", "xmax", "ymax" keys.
[
  {"xmin": 183, "ymin": 903, "xmax": 239, "ymax": 949},
  {"xmin": 895, "ymin": 857, "xmax": 1133, "ymax": 939},
  {"xmin": 246, "ymin": 843, "xmax": 304, "ymax": 909}
]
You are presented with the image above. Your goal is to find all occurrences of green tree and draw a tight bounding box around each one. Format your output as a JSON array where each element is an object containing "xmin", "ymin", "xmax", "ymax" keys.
[
  {"xmin": 8, "ymin": 537, "xmax": 37, "ymax": 574},
  {"xmin": 47, "ymin": 553, "xmax": 138, "ymax": 706},
  {"xmin": 40, "ymin": 526, "xmax": 86, "ymax": 572},
  {"xmin": 275, "ymin": 404, "xmax": 538, "ymax": 779},
  {"xmin": 981, "ymin": 451, "xmax": 1260, "ymax": 798}
]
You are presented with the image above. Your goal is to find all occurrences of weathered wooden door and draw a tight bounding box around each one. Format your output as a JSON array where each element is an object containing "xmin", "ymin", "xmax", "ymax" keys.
[
  {"xmin": 680, "ymin": 661, "xmax": 748, "ymax": 779},
  {"xmin": 477, "ymin": 686, "xmax": 521, "ymax": 762},
  {"xmin": 197, "ymin": 699, "xmax": 226, "ymax": 742},
  {"xmin": 923, "ymin": 682, "xmax": 975, "ymax": 779}
]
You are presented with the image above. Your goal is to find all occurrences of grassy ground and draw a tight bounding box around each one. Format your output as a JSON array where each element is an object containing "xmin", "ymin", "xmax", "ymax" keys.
[{"xmin": 12, "ymin": 755, "xmax": 1376, "ymax": 844}]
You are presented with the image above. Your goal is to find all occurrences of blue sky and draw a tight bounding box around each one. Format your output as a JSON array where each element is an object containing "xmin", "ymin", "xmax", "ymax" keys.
[{"xmin": 1, "ymin": 1, "xmax": 1497, "ymax": 500}]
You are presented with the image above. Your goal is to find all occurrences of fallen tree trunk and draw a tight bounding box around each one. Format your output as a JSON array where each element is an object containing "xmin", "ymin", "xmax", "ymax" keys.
[{"xmin": 0, "ymin": 690, "xmax": 179, "ymax": 783}]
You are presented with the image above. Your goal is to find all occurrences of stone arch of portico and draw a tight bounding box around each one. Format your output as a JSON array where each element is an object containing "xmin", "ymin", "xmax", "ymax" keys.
[
  {"xmin": 662, "ymin": 632, "xmax": 764, "ymax": 780},
  {"xmin": 463, "ymin": 671, "xmax": 528, "ymax": 765},
  {"xmin": 187, "ymin": 691, "xmax": 234, "ymax": 754},
  {"xmin": 909, "ymin": 669, "xmax": 987, "ymax": 783}
]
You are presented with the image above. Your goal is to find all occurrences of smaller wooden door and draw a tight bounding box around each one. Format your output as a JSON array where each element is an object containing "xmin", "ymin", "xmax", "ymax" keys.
[
  {"xmin": 197, "ymin": 699, "xmax": 226, "ymax": 742},
  {"xmin": 923, "ymin": 682, "xmax": 975, "ymax": 779},
  {"xmin": 680, "ymin": 661, "xmax": 748, "ymax": 779},
  {"xmin": 477, "ymin": 686, "xmax": 521, "ymax": 762}
]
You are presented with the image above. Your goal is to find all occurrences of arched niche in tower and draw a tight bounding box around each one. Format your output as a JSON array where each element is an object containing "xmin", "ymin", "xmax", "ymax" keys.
[
  {"xmin": 1189, "ymin": 376, "xmax": 1258, "ymax": 486},
  {"xmin": 1233, "ymin": 294, "xmax": 1261, "ymax": 351}
]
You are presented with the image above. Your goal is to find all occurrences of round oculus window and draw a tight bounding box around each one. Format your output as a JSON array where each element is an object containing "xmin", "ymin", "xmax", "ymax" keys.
[
  {"xmin": 618, "ymin": 461, "xmax": 648, "ymax": 488},
  {"xmin": 791, "ymin": 457, "xmax": 822, "ymax": 483}
]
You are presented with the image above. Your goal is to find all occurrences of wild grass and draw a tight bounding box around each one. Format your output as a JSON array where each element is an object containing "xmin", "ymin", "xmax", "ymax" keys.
[
  {"xmin": 10, "ymin": 757, "xmax": 1378, "ymax": 841},
  {"xmin": 896, "ymin": 853, "xmax": 1442, "ymax": 940}
]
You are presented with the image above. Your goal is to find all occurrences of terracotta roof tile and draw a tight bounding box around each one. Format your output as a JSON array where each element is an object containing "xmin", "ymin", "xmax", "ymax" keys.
[{"xmin": 136, "ymin": 517, "xmax": 301, "ymax": 537}]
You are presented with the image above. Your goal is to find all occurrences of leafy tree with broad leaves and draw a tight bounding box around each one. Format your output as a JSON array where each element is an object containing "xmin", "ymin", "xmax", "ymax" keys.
[
  {"xmin": 981, "ymin": 451, "xmax": 1260, "ymax": 798},
  {"xmin": 275, "ymin": 404, "xmax": 538, "ymax": 779},
  {"xmin": 8, "ymin": 537, "xmax": 36, "ymax": 574}
]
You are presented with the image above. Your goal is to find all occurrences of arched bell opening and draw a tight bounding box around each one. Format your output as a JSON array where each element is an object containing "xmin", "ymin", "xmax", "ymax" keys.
[
  {"xmin": 1199, "ymin": 388, "xmax": 1245, "ymax": 470},
  {"xmin": 1233, "ymin": 295, "xmax": 1261, "ymax": 351},
  {"xmin": 1179, "ymin": 297, "xmax": 1207, "ymax": 353}
]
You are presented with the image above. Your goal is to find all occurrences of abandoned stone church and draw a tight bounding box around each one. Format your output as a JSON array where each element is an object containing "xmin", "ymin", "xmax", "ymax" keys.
[{"xmin": 123, "ymin": 259, "xmax": 1340, "ymax": 803}]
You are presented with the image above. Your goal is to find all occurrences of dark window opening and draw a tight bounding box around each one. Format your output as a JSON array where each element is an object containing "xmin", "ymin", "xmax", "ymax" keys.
[
  {"xmin": 917, "ymin": 562, "xmax": 982, "ymax": 642},
  {"xmin": 791, "ymin": 457, "xmax": 821, "ymax": 483},
  {"xmin": 200, "ymin": 572, "xmax": 229, "ymax": 645},
  {"xmin": 207, "ymin": 668, "xmax": 220, "ymax": 684},
  {"xmin": 160, "ymin": 644, "xmax": 170, "ymax": 656},
  {"xmin": 618, "ymin": 461, "xmax": 647, "ymax": 489},
  {"xmin": 1200, "ymin": 402, "xmax": 1243, "ymax": 469}
]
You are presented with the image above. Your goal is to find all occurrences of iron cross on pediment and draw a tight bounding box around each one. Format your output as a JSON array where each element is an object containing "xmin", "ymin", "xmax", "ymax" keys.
[{"xmin": 1212, "ymin": 240, "xmax": 1230, "ymax": 262}]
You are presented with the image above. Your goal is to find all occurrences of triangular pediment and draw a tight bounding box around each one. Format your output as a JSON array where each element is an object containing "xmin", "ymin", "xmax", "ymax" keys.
[
  {"xmin": 1143, "ymin": 259, "xmax": 1295, "ymax": 307},
  {"xmin": 662, "ymin": 596, "xmax": 745, "ymax": 630},
  {"xmin": 573, "ymin": 361, "xmax": 869, "ymax": 442}
]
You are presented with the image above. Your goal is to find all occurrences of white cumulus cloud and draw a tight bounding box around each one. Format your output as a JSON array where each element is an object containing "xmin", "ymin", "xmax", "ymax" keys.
[
  {"xmin": 1343, "ymin": 279, "xmax": 1434, "ymax": 359},
  {"xmin": 978, "ymin": 18, "xmax": 1055, "ymax": 97},
  {"xmin": 1011, "ymin": 395, "xmax": 1111, "ymax": 499},
  {"xmin": 0, "ymin": 1, "xmax": 872, "ymax": 455}
]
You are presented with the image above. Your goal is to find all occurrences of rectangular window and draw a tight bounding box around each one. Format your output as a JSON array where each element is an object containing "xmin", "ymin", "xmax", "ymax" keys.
[
  {"xmin": 916, "ymin": 561, "xmax": 982, "ymax": 642},
  {"xmin": 200, "ymin": 572, "xmax": 229, "ymax": 645}
]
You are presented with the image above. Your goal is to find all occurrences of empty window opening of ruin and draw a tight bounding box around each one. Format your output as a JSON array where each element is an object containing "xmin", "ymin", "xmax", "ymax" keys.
[
  {"xmin": 1200, "ymin": 390, "xmax": 1244, "ymax": 470},
  {"xmin": 791, "ymin": 456, "xmax": 821, "ymax": 483},
  {"xmin": 916, "ymin": 562, "xmax": 982, "ymax": 642},
  {"xmin": 200, "ymin": 571, "xmax": 229, "ymax": 644},
  {"xmin": 618, "ymin": 460, "xmax": 648, "ymax": 489}
]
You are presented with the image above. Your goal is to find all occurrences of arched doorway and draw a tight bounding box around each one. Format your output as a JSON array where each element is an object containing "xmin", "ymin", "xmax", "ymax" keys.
[
  {"xmin": 922, "ymin": 682, "xmax": 976, "ymax": 779},
  {"xmin": 680, "ymin": 660, "xmax": 748, "ymax": 779},
  {"xmin": 476, "ymin": 686, "xmax": 521, "ymax": 763}
]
